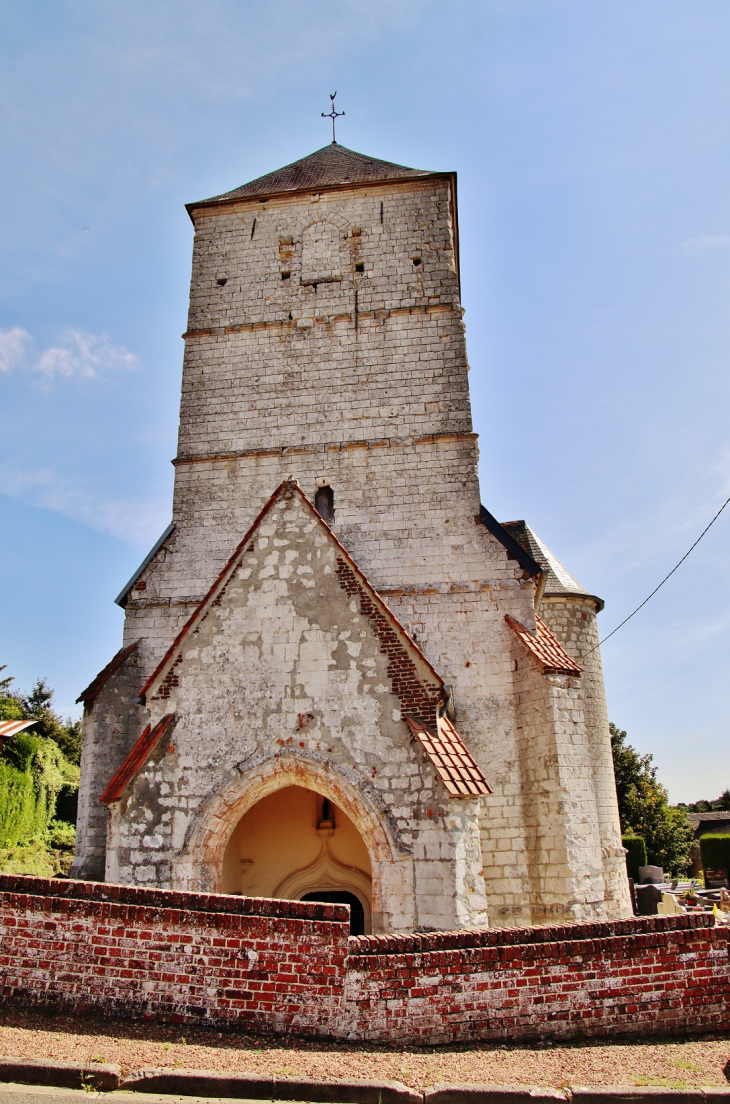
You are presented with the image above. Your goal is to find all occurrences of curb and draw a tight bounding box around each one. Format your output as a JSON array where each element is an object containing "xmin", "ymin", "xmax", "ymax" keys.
[
  {"xmin": 121, "ymin": 1068, "xmax": 421, "ymax": 1102},
  {"xmin": 0, "ymin": 1057, "xmax": 120, "ymax": 1092},
  {"xmin": 0, "ymin": 1060, "xmax": 728, "ymax": 1101},
  {"xmin": 571, "ymin": 1092, "xmax": 719, "ymax": 1104},
  {"xmin": 425, "ymin": 1087, "xmax": 568, "ymax": 1104}
]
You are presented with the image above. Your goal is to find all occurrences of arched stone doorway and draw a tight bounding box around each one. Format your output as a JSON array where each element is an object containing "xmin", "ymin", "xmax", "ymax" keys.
[{"xmin": 221, "ymin": 785, "xmax": 372, "ymax": 933}]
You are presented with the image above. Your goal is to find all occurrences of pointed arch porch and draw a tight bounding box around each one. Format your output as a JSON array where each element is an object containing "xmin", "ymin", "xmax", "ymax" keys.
[{"xmin": 173, "ymin": 751, "xmax": 411, "ymax": 933}]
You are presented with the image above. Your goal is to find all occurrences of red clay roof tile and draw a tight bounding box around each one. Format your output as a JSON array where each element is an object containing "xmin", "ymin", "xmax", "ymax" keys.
[
  {"xmin": 505, "ymin": 615, "xmax": 582, "ymax": 676},
  {"xmin": 405, "ymin": 715, "xmax": 492, "ymax": 798},
  {"xmin": 99, "ymin": 714, "xmax": 174, "ymax": 805}
]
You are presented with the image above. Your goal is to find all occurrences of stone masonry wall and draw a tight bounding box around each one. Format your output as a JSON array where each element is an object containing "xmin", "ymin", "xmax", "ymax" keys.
[
  {"xmin": 507, "ymin": 637, "xmax": 605, "ymax": 926},
  {"xmin": 72, "ymin": 649, "xmax": 146, "ymax": 882},
  {"xmin": 539, "ymin": 597, "xmax": 631, "ymax": 920},
  {"xmin": 1, "ymin": 876, "xmax": 727, "ymax": 1043}
]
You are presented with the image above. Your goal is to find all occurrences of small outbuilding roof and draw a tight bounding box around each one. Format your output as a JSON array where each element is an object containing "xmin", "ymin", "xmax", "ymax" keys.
[
  {"xmin": 687, "ymin": 810, "xmax": 730, "ymax": 837},
  {"xmin": 188, "ymin": 143, "xmax": 436, "ymax": 210},
  {"xmin": 0, "ymin": 719, "xmax": 37, "ymax": 739}
]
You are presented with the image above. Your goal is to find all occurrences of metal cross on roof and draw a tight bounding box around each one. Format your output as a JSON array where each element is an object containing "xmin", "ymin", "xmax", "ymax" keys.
[{"xmin": 321, "ymin": 92, "xmax": 345, "ymax": 144}]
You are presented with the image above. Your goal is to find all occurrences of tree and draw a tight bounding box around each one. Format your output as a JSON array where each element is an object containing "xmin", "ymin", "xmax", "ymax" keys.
[
  {"xmin": 677, "ymin": 788, "xmax": 730, "ymax": 813},
  {"xmin": 610, "ymin": 723, "xmax": 693, "ymax": 876},
  {"xmin": 21, "ymin": 677, "xmax": 82, "ymax": 765},
  {"xmin": 0, "ymin": 668, "xmax": 82, "ymax": 765}
]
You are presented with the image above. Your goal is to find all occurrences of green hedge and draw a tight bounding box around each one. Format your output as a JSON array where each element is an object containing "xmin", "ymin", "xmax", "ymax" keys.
[
  {"xmin": 699, "ymin": 833, "xmax": 730, "ymax": 878},
  {"xmin": 0, "ymin": 733, "xmax": 78, "ymax": 847},
  {"xmin": 623, "ymin": 835, "xmax": 647, "ymax": 881}
]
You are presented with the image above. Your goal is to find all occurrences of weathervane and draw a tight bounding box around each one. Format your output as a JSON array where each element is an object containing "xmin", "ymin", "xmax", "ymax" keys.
[{"xmin": 321, "ymin": 92, "xmax": 345, "ymax": 144}]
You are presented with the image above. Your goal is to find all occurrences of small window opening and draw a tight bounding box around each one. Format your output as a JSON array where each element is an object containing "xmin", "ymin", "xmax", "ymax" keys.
[
  {"xmin": 281, "ymin": 271, "xmax": 291, "ymax": 280},
  {"xmin": 380, "ymin": 201, "xmax": 384, "ymax": 224},
  {"xmin": 250, "ymin": 218, "xmax": 257, "ymax": 239},
  {"xmin": 315, "ymin": 485, "xmax": 334, "ymax": 522},
  {"xmin": 412, "ymin": 257, "xmax": 422, "ymax": 267},
  {"xmin": 216, "ymin": 275, "xmax": 228, "ymax": 286},
  {"xmin": 355, "ymin": 263, "xmax": 364, "ymax": 273}
]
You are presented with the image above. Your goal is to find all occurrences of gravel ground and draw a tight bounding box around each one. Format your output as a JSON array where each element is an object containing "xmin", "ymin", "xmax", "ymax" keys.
[{"xmin": 0, "ymin": 1012, "xmax": 729, "ymax": 1090}]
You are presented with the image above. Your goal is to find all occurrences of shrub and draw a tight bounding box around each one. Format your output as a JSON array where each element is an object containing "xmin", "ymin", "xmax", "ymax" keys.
[
  {"xmin": 699, "ymin": 833, "xmax": 730, "ymax": 879},
  {"xmin": 0, "ymin": 733, "xmax": 79, "ymax": 848},
  {"xmin": 623, "ymin": 835, "xmax": 647, "ymax": 881}
]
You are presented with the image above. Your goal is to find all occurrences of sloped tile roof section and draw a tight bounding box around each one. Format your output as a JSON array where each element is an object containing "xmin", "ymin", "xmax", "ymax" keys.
[
  {"xmin": 76, "ymin": 641, "xmax": 139, "ymax": 705},
  {"xmin": 687, "ymin": 811, "xmax": 730, "ymax": 835},
  {"xmin": 99, "ymin": 714, "xmax": 175, "ymax": 805},
  {"xmin": 115, "ymin": 523, "xmax": 176, "ymax": 609},
  {"xmin": 0, "ymin": 720, "xmax": 37, "ymax": 739},
  {"xmin": 478, "ymin": 505, "xmax": 541, "ymax": 578},
  {"xmin": 405, "ymin": 715, "xmax": 492, "ymax": 798},
  {"xmin": 139, "ymin": 480, "xmax": 445, "ymax": 706},
  {"xmin": 505, "ymin": 614, "xmax": 582, "ymax": 676},
  {"xmin": 501, "ymin": 520, "xmax": 604, "ymax": 611},
  {"xmin": 188, "ymin": 143, "xmax": 436, "ymax": 209}
]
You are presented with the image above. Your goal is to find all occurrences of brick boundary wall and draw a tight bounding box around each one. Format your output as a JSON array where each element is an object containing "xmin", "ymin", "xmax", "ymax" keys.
[
  {"xmin": 0, "ymin": 874, "xmax": 350, "ymax": 1036},
  {"xmin": 0, "ymin": 875, "xmax": 727, "ymax": 1043}
]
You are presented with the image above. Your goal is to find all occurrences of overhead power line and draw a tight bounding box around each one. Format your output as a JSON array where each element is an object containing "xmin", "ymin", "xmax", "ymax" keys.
[{"xmin": 588, "ymin": 493, "xmax": 730, "ymax": 654}]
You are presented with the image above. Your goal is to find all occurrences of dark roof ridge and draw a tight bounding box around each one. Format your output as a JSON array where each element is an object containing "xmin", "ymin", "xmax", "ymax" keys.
[
  {"xmin": 115, "ymin": 523, "xmax": 175, "ymax": 609},
  {"xmin": 478, "ymin": 505, "xmax": 542, "ymax": 578}
]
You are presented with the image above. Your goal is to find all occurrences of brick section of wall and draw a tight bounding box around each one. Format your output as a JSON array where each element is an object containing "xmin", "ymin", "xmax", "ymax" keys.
[
  {"xmin": 1, "ymin": 876, "xmax": 727, "ymax": 1043},
  {"xmin": 335, "ymin": 557, "xmax": 441, "ymax": 727},
  {"xmin": 346, "ymin": 914, "xmax": 729, "ymax": 1043},
  {"xmin": 0, "ymin": 875, "xmax": 349, "ymax": 1035}
]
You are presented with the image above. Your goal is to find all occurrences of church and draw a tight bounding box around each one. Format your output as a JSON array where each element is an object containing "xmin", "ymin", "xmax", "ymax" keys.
[{"xmin": 72, "ymin": 138, "xmax": 632, "ymax": 934}]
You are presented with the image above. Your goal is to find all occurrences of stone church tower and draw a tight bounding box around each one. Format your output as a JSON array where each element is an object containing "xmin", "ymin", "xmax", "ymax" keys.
[{"xmin": 72, "ymin": 141, "xmax": 632, "ymax": 932}]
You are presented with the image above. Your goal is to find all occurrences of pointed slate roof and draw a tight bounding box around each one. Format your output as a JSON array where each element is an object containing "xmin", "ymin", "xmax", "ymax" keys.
[
  {"xmin": 501, "ymin": 520, "xmax": 604, "ymax": 611},
  {"xmin": 188, "ymin": 143, "xmax": 437, "ymax": 210}
]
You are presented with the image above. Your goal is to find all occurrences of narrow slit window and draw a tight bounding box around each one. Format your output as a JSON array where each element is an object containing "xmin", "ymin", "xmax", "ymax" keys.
[{"xmin": 315, "ymin": 485, "xmax": 334, "ymax": 522}]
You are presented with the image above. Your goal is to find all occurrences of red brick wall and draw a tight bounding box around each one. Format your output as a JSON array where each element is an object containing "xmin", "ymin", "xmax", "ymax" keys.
[
  {"xmin": 0, "ymin": 875, "xmax": 350, "ymax": 1035},
  {"xmin": 0, "ymin": 875, "xmax": 727, "ymax": 1042},
  {"xmin": 346, "ymin": 916, "xmax": 729, "ymax": 1042}
]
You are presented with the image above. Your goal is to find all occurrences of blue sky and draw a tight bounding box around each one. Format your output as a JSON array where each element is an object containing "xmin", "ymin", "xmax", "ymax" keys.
[{"xmin": 1, "ymin": 0, "xmax": 728, "ymax": 802}]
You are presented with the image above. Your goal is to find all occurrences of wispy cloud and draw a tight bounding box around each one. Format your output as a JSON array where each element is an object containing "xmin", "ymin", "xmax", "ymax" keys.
[
  {"xmin": 31, "ymin": 329, "xmax": 137, "ymax": 383},
  {"xmin": 0, "ymin": 463, "xmax": 168, "ymax": 548},
  {"xmin": 680, "ymin": 234, "xmax": 730, "ymax": 252},
  {"xmin": 0, "ymin": 325, "xmax": 137, "ymax": 383},
  {"xmin": 0, "ymin": 327, "xmax": 31, "ymax": 373}
]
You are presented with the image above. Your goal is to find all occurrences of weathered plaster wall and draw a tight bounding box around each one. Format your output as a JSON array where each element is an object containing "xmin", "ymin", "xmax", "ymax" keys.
[{"xmin": 107, "ymin": 490, "xmax": 487, "ymax": 933}]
